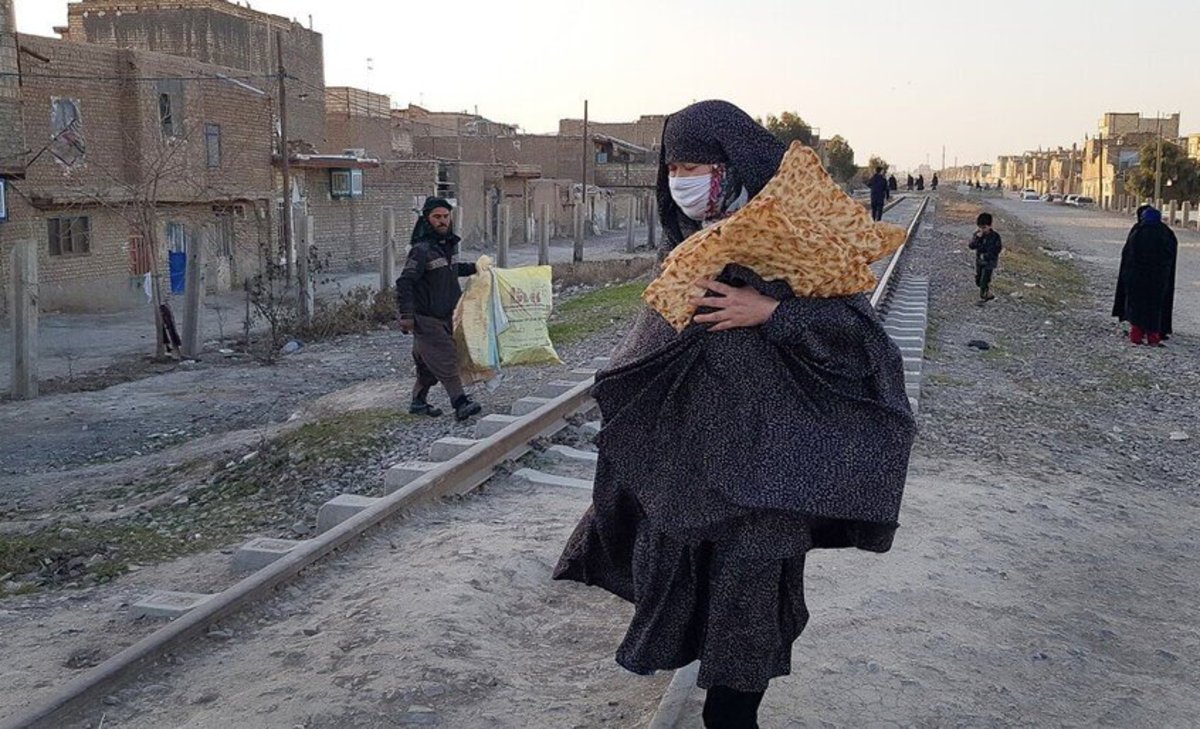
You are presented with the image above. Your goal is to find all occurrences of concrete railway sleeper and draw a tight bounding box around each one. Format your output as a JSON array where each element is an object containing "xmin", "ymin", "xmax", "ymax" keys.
[{"xmin": 2, "ymin": 199, "xmax": 930, "ymax": 729}]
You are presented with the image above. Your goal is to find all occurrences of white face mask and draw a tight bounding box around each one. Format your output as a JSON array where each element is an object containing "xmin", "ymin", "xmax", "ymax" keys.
[{"xmin": 669, "ymin": 174, "xmax": 713, "ymax": 221}]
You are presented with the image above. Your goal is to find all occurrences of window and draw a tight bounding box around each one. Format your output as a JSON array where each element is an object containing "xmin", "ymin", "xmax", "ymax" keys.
[
  {"xmin": 48, "ymin": 216, "xmax": 91, "ymax": 256},
  {"xmin": 157, "ymin": 80, "xmax": 184, "ymax": 139},
  {"xmin": 330, "ymin": 168, "xmax": 364, "ymax": 199},
  {"xmin": 50, "ymin": 98, "xmax": 85, "ymax": 166},
  {"xmin": 205, "ymin": 124, "xmax": 222, "ymax": 168},
  {"xmin": 165, "ymin": 222, "xmax": 188, "ymax": 253}
]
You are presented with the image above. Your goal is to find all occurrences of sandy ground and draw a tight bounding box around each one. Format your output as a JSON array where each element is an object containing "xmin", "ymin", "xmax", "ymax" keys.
[{"xmin": 44, "ymin": 468, "xmax": 671, "ymax": 729}]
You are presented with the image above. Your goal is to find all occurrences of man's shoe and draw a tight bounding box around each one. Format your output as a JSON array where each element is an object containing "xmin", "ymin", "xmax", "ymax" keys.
[
  {"xmin": 409, "ymin": 401, "xmax": 443, "ymax": 417},
  {"xmin": 453, "ymin": 397, "xmax": 482, "ymax": 422}
]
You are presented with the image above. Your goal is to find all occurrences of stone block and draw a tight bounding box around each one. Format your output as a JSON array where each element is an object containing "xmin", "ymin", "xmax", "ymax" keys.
[
  {"xmin": 513, "ymin": 468, "xmax": 593, "ymax": 491},
  {"xmin": 317, "ymin": 494, "xmax": 381, "ymax": 533},
  {"xmin": 429, "ymin": 437, "xmax": 477, "ymax": 462},
  {"xmin": 534, "ymin": 380, "xmax": 579, "ymax": 399},
  {"xmin": 511, "ymin": 397, "xmax": 552, "ymax": 416},
  {"xmin": 130, "ymin": 590, "xmax": 213, "ymax": 620},
  {"xmin": 546, "ymin": 444, "xmax": 600, "ymax": 465},
  {"xmin": 384, "ymin": 461, "xmax": 440, "ymax": 493},
  {"xmin": 475, "ymin": 414, "xmax": 520, "ymax": 438},
  {"xmin": 561, "ymin": 368, "xmax": 598, "ymax": 383},
  {"xmin": 233, "ymin": 538, "xmax": 304, "ymax": 572}
]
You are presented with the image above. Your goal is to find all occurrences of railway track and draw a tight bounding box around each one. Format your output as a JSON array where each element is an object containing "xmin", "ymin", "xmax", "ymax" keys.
[{"xmin": 2, "ymin": 197, "xmax": 931, "ymax": 729}]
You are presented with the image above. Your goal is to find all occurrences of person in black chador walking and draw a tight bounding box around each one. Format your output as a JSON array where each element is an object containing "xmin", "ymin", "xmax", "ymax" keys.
[
  {"xmin": 969, "ymin": 212, "xmax": 1002, "ymax": 302},
  {"xmin": 1113, "ymin": 204, "xmax": 1177, "ymax": 346},
  {"xmin": 868, "ymin": 166, "xmax": 890, "ymax": 221},
  {"xmin": 554, "ymin": 100, "xmax": 915, "ymax": 729},
  {"xmin": 395, "ymin": 197, "xmax": 483, "ymax": 421}
]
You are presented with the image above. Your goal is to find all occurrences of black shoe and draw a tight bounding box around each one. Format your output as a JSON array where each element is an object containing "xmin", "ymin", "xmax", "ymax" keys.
[
  {"xmin": 453, "ymin": 396, "xmax": 482, "ymax": 421},
  {"xmin": 409, "ymin": 401, "xmax": 443, "ymax": 417}
]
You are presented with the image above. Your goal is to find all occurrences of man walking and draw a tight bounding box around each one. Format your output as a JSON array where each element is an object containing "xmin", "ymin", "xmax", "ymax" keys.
[
  {"xmin": 868, "ymin": 167, "xmax": 890, "ymax": 222},
  {"xmin": 396, "ymin": 197, "xmax": 483, "ymax": 421}
]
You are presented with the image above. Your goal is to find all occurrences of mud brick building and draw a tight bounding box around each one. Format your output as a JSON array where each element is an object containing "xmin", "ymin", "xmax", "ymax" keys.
[
  {"xmin": 0, "ymin": 1, "xmax": 439, "ymax": 315},
  {"xmin": 58, "ymin": 0, "xmax": 327, "ymax": 146},
  {"xmin": 0, "ymin": 28, "xmax": 278, "ymax": 312}
]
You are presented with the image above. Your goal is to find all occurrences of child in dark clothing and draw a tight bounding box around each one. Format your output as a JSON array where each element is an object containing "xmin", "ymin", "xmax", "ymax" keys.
[{"xmin": 969, "ymin": 212, "xmax": 1002, "ymax": 302}]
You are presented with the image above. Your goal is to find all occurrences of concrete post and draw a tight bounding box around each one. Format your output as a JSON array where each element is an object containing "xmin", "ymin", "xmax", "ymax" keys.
[
  {"xmin": 498, "ymin": 204, "xmax": 511, "ymax": 268},
  {"xmin": 295, "ymin": 212, "xmax": 313, "ymax": 328},
  {"xmin": 626, "ymin": 195, "xmax": 636, "ymax": 253},
  {"xmin": 1168, "ymin": 200, "xmax": 1178, "ymax": 226},
  {"xmin": 181, "ymin": 225, "xmax": 206, "ymax": 359},
  {"xmin": 380, "ymin": 206, "xmax": 395, "ymax": 292},
  {"xmin": 647, "ymin": 194, "xmax": 657, "ymax": 249},
  {"xmin": 573, "ymin": 202, "xmax": 584, "ymax": 263},
  {"xmin": 9, "ymin": 240, "xmax": 38, "ymax": 399},
  {"xmin": 539, "ymin": 203, "xmax": 550, "ymax": 266},
  {"xmin": 1182, "ymin": 201, "xmax": 1191, "ymax": 228}
]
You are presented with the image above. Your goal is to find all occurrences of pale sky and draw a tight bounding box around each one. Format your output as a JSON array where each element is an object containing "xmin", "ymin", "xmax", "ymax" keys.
[{"xmin": 15, "ymin": 0, "xmax": 1200, "ymax": 172}]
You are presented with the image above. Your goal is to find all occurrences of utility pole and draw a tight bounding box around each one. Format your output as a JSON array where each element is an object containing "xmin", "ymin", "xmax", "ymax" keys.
[
  {"xmin": 941, "ymin": 145, "xmax": 945, "ymax": 172},
  {"xmin": 276, "ymin": 30, "xmax": 295, "ymax": 287},
  {"xmin": 1098, "ymin": 131, "xmax": 1104, "ymax": 210},
  {"xmin": 575, "ymin": 99, "xmax": 588, "ymax": 263},
  {"xmin": 1154, "ymin": 114, "xmax": 1165, "ymax": 205}
]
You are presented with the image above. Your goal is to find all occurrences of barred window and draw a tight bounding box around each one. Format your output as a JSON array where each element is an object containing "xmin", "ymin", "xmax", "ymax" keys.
[
  {"xmin": 48, "ymin": 216, "xmax": 91, "ymax": 257},
  {"xmin": 205, "ymin": 123, "xmax": 222, "ymax": 168}
]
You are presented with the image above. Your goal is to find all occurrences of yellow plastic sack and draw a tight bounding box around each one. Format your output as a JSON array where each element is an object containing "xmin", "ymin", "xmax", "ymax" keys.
[
  {"xmin": 453, "ymin": 258, "xmax": 561, "ymax": 380},
  {"xmin": 493, "ymin": 265, "xmax": 562, "ymax": 366},
  {"xmin": 453, "ymin": 256, "xmax": 499, "ymax": 385}
]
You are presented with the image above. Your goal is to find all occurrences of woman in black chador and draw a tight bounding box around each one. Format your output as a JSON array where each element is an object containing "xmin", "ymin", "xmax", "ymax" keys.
[
  {"xmin": 554, "ymin": 100, "xmax": 916, "ymax": 728},
  {"xmin": 1113, "ymin": 205, "xmax": 1177, "ymax": 346}
]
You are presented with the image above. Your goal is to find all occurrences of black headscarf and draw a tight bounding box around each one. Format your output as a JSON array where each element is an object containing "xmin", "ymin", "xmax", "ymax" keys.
[
  {"xmin": 656, "ymin": 100, "xmax": 787, "ymax": 254},
  {"xmin": 410, "ymin": 196, "xmax": 458, "ymax": 244}
]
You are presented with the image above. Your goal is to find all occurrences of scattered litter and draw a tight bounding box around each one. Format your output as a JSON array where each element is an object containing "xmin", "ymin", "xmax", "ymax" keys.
[
  {"xmin": 967, "ymin": 340, "xmax": 992, "ymax": 351},
  {"xmin": 281, "ymin": 340, "xmax": 304, "ymax": 354},
  {"xmin": 241, "ymin": 451, "xmax": 259, "ymax": 463},
  {"xmin": 218, "ymin": 348, "xmax": 235, "ymax": 355},
  {"xmin": 1169, "ymin": 431, "xmax": 1190, "ymax": 442}
]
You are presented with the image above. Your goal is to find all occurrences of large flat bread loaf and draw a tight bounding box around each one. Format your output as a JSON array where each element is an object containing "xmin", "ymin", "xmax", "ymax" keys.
[{"xmin": 644, "ymin": 141, "xmax": 907, "ymax": 331}]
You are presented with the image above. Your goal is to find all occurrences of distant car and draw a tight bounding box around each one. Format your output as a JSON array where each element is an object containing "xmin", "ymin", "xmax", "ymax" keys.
[
  {"xmin": 1064, "ymin": 194, "xmax": 1079, "ymax": 205},
  {"xmin": 1073, "ymin": 196, "xmax": 1095, "ymax": 208},
  {"xmin": 1020, "ymin": 190, "xmax": 1040, "ymax": 201}
]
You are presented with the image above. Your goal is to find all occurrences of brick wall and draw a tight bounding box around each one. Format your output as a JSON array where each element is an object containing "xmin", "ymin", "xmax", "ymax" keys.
[
  {"xmin": 302, "ymin": 161, "xmax": 437, "ymax": 273},
  {"xmin": 559, "ymin": 115, "xmax": 667, "ymax": 150},
  {"xmin": 66, "ymin": 0, "xmax": 326, "ymax": 145},
  {"xmin": 0, "ymin": 0, "xmax": 23, "ymax": 176},
  {"xmin": 0, "ymin": 34, "xmax": 278, "ymax": 314},
  {"xmin": 325, "ymin": 88, "xmax": 392, "ymax": 160}
]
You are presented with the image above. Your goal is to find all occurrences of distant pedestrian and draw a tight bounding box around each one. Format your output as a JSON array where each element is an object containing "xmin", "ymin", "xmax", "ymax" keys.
[
  {"xmin": 868, "ymin": 167, "xmax": 890, "ymax": 221},
  {"xmin": 1113, "ymin": 205, "xmax": 1177, "ymax": 345},
  {"xmin": 969, "ymin": 212, "xmax": 1002, "ymax": 302},
  {"xmin": 395, "ymin": 196, "xmax": 484, "ymax": 420},
  {"xmin": 931, "ymin": 173, "xmax": 939, "ymax": 191},
  {"xmin": 916, "ymin": 174, "xmax": 925, "ymax": 191},
  {"xmin": 888, "ymin": 173, "xmax": 898, "ymax": 192},
  {"xmin": 906, "ymin": 174, "xmax": 914, "ymax": 191}
]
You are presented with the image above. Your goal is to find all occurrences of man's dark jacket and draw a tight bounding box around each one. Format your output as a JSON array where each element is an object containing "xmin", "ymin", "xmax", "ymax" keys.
[
  {"xmin": 395, "ymin": 233, "xmax": 477, "ymax": 320},
  {"xmin": 868, "ymin": 173, "xmax": 890, "ymax": 204}
]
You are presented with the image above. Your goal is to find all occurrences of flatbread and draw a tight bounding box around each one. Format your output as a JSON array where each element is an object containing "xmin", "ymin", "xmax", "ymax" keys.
[{"xmin": 644, "ymin": 141, "xmax": 906, "ymax": 331}]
